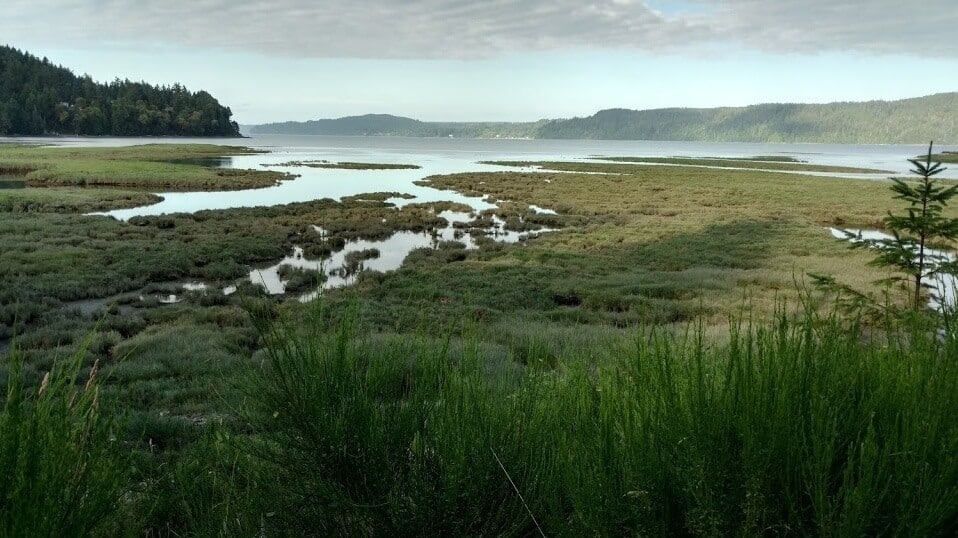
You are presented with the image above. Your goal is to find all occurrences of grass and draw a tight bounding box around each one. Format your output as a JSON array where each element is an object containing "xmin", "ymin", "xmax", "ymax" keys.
[
  {"xmin": 3, "ymin": 142, "xmax": 957, "ymax": 533},
  {"xmin": 0, "ymin": 144, "xmax": 288, "ymax": 190},
  {"xmin": 1, "ymin": 344, "xmax": 126, "ymax": 537},
  {"xmin": 486, "ymin": 157, "xmax": 890, "ymax": 174},
  {"xmin": 933, "ymin": 152, "xmax": 958, "ymax": 164},
  {"xmin": 237, "ymin": 300, "xmax": 958, "ymax": 535},
  {"xmin": 4, "ymin": 297, "xmax": 956, "ymax": 535},
  {"xmin": 271, "ymin": 160, "xmax": 422, "ymax": 170},
  {"xmin": 406, "ymin": 161, "xmax": 937, "ymax": 325},
  {"xmin": 0, "ymin": 187, "xmax": 161, "ymax": 213}
]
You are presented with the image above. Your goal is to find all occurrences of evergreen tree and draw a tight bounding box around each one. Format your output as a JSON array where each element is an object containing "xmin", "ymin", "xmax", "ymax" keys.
[
  {"xmin": 814, "ymin": 142, "xmax": 958, "ymax": 312},
  {"xmin": 867, "ymin": 142, "xmax": 958, "ymax": 309}
]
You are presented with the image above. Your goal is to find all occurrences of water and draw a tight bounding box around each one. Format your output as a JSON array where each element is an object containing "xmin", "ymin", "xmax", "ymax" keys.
[
  {"xmin": 0, "ymin": 175, "xmax": 26, "ymax": 189},
  {"xmin": 8, "ymin": 134, "xmax": 956, "ymax": 297},
  {"xmin": 74, "ymin": 135, "xmax": 956, "ymax": 220},
  {"xmin": 251, "ymin": 211, "xmax": 555, "ymax": 297}
]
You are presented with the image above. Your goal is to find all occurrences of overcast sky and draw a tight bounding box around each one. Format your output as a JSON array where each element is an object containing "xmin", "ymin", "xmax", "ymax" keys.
[{"xmin": 2, "ymin": 0, "xmax": 957, "ymax": 124}]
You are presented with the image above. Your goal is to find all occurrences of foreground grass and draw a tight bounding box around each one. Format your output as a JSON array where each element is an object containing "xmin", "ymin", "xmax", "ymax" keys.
[
  {"xmin": 0, "ymin": 144, "xmax": 287, "ymax": 190},
  {"xmin": 224, "ymin": 304, "xmax": 958, "ymax": 535},
  {"xmin": 6, "ymin": 301, "xmax": 956, "ymax": 536},
  {"xmin": 1, "ymin": 347, "xmax": 124, "ymax": 537}
]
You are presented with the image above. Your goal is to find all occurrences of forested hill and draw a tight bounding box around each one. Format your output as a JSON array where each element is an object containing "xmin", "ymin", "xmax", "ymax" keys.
[
  {"xmin": 536, "ymin": 93, "xmax": 958, "ymax": 143},
  {"xmin": 0, "ymin": 46, "xmax": 240, "ymax": 137},
  {"xmin": 252, "ymin": 114, "xmax": 543, "ymax": 139},
  {"xmin": 252, "ymin": 93, "xmax": 958, "ymax": 144}
]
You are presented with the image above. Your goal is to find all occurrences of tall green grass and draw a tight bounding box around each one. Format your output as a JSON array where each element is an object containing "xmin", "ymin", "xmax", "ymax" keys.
[
  {"xmin": 245, "ymin": 303, "xmax": 958, "ymax": 536},
  {"xmin": 0, "ymin": 342, "xmax": 125, "ymax": 537}
]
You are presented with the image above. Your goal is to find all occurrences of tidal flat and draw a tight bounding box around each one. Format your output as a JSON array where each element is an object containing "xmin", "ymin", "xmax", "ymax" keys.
[{"xmin": 2, "ymin": 141, "xmax": 956, "ymax": 535}]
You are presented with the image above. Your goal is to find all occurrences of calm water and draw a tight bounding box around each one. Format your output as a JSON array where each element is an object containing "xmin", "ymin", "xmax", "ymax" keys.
[
  {"xmin": 17, "ymin": 134, "xmax": 938, "ymax": 220},
  {"xmin": 7, "ymin": 134, "xmax": 956, "ymax": 296}
]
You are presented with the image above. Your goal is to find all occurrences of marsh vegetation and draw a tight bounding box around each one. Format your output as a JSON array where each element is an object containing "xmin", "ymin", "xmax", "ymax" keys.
[{"xmin": 1, "ymin": 142, "xmax": 956, "ymax": 535}]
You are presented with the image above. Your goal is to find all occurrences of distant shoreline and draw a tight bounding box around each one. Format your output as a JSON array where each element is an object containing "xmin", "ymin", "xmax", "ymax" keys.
[{"xmin": 248, "ymin": 92, "xmax": 958, "ymax": 145}]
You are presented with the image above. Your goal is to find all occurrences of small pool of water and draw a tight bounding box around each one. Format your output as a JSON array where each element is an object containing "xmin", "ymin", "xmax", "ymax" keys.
[
  {"xmin": 0, "ymin": 176, "xmax": 26, "ymax": 189},
  {"xmin": 250, "ymin": 210, "xmax": 555, "ymax": 299}
]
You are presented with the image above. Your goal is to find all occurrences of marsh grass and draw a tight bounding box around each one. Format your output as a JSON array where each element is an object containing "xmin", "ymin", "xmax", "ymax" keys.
[
  {"xmin": 930, "ymin": 152, "xmax": 958, "ymax": 164},
  {"xmin": 0, "ymin": 187, "xmax": 160, "ymax": 213},
  {"xmin": 0, "ymin": 144, "xmax": 286, "ymax": 190},
  {"xmin": 242, "ymin": 300, "xmax": 958, "ymax": 535},
  {"xmin": 414, "ymin": 162, "xmax": 956, "ymax": 321},
  {"xmin": 305, "ymin": 162, "xmax": 421, "ymax": 170},
  {"xmin": 590, "ymin": 156, "xmax": 890, "ymax": 174}
]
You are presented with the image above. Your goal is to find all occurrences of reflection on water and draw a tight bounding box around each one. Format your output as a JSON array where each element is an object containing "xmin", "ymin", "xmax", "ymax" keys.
[
  {"xmin": 0, "ymin": 176, "xmax": 26, "ymax": 189},
  {"xmin": 250, "ymin": 211, "xmax": 555, "ymax": 298},
  {"xmin": 159, "ymin": 156, "xmax": 234, "ymax": 168}
]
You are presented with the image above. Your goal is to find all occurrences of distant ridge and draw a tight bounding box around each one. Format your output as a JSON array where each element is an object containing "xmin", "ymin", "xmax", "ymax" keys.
[
  {"xmin": 253, "ymin": 113, "xmax": 544, "ymax": 140},
  {"xmin": 251, "ymin": 93, "xmax": 958, "ymax": 144}
]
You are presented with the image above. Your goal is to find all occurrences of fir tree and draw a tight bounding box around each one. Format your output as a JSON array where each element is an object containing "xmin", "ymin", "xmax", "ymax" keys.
[{"xmin": 814, "ymin": 142, "xmax": 958, "ymax": 312}]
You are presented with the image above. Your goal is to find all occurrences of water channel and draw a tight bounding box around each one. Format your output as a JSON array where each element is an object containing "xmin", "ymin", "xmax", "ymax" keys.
[{"xmin": 9, "ymin": 134, "xmax": 956, "ymax": 301}]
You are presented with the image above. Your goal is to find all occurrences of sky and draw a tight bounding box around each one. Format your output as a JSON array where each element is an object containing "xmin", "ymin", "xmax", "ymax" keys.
[{"xmin": 1, "ymin": 0, "xmax": 957, "ymax": 124}]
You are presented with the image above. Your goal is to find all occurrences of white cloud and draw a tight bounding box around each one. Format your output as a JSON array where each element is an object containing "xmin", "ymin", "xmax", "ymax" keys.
[
  {"xmin": 1, "ymin": 0, "xmax": 955, "ymax": 59},
  {"xmin": 701, "ymin": 0, "xmax": 958, "ymax": 57}
]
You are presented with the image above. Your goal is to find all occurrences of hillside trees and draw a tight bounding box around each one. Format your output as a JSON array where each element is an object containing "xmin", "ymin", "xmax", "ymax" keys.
[{"xmin": 0, "ymin": 46, "xmax": 240, "ymax": 137}]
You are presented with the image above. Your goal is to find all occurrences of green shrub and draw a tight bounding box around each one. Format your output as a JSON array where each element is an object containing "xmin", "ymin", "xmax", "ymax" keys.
[
  {"xmin": 0, "ymin": 346, "xmax": 126, "ymax": 536},
  {"xmin": 241, "ymin": 302, "xmax": 958, "ymax": 535}
]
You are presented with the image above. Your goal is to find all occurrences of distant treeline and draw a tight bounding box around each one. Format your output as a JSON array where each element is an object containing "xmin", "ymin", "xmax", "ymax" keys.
[
  {"xmin": 252, "ymin": 93, "xmax": 958, "ymax": 144},
  {"xmin": 252, "ymin": 114, "xmax": 545, "ymax": 139},
  {"xmin": 0, "ymin": 46, "xmax": 240, "ymax": 137}
]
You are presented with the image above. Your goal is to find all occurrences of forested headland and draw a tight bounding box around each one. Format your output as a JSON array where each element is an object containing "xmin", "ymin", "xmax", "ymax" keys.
[
  {"xmin": 252, "ymin": 92, "xmax": 958, "ymax": 144},
  {"xmin": 0, "ymin": 45, "xmax": 240, "ymax": 137}
]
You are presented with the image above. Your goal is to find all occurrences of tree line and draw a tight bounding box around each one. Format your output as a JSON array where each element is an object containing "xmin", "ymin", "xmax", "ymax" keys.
[{"xmin": 0, "ymin": 46, "xmax": 240, "ymax": 137}]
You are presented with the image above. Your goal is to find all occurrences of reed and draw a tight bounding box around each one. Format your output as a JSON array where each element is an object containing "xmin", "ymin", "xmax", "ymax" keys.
[{"xmin": 241, "ymin": 300, "xmax": 958, "ymax": 535}]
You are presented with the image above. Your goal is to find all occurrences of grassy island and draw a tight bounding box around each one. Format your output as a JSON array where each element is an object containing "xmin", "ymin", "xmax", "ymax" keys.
[
  {"xmin": 486, "ymin": 156, "xmax": 890, "ymax": 174},
  {"xmin": 0, "ymin": 144, "xmax": 289, "ymax": 190}
]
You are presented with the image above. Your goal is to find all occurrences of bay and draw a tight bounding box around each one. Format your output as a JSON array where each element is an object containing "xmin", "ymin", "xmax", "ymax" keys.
[{"xmin": 21, "ymin": 134, "xmax": 941, "ymax": 219}]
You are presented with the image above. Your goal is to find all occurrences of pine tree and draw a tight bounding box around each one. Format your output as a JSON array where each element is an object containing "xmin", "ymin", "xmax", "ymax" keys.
[
  {"xmin": 869, "ymin": 142, "xmax": 958, "ymax": 308},
  {"xmin": 814, "ymin": 142, "xmax": 958, "ymax": 312}
]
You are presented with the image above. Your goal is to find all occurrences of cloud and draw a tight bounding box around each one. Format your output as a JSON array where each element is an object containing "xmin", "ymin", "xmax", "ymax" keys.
[
  {"xmin": 1, "ymin": 0, "xmax": 956, "ymax": 59},
  {"xmin": 700, "ymin": 1, "xmax": 958, "ymax": 58},
  {"xmin": 0, "ymin": 0, "xmax": 706, "ymax": 58}
]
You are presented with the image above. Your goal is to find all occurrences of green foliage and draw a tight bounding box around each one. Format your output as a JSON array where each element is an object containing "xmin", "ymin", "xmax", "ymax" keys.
[
  {"xmin": 240, "ymin": 302, "xmax": 958, "ymax": 535},
  {"xmin": 0, "ymin": 144, "xmax": 283, "ymax": 190},
  {"xmin": 881, "ymin": 143, "xmax": 958, "ymax": 308},
  {"xmin": 817, "ymin": 143, "xmax": 958, "ymax": 312},
  {"xmin": 0, "ymin": 46, "xmax": 240, "ymax": 136},
  {"xmin": 0, "ymin": 346, "xmax": 126, "ymax": 537}
]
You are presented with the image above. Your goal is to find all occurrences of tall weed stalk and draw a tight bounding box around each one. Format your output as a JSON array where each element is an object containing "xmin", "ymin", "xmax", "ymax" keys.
[{"xmin": 0, "ymin": 342, "xmax": 125, "ymax": 537}]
